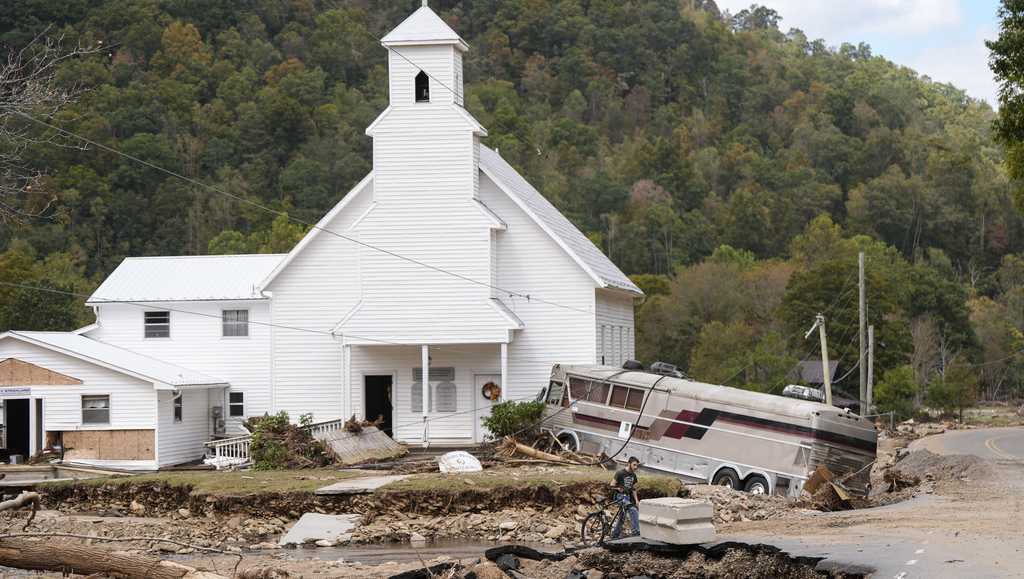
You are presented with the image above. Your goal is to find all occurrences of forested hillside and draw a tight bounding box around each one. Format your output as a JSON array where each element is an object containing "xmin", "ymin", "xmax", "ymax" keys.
[{"xmin": 1, "ymin": 1, "xmax": 1020, "ymax": 415}]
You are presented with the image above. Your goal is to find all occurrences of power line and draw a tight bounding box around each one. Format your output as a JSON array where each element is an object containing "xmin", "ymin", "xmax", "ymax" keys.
[
  {"xmin": 0, "ymin": 281, "xmax": 490, "ymax": 356},
  {"xmin": 389, "ymin": 47, "xmax": 547, "ymax": 157},
  {"xmin": 719, "ymin": 272, "xmax": 858, "ymax": 388},
  {"xmin": 14, "ymin": 112, "xmax": 593, "ymax": 316}
]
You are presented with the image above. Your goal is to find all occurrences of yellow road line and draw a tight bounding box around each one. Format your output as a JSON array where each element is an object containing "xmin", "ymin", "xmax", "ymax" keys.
[{"xmin": 984, "ymin": 435, "xmax": 1020, "ymax": 460}]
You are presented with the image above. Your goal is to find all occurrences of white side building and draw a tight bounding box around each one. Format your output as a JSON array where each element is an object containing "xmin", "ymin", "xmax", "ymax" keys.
[{"xmin": 0, "ymin": 3, "xmax": 640, "ymax": 468}]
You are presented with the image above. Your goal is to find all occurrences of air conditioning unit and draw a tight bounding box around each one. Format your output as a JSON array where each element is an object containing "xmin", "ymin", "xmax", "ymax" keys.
[{"xmin": 211, "ymin": 406, "xmax": 226, "ymax": 436}]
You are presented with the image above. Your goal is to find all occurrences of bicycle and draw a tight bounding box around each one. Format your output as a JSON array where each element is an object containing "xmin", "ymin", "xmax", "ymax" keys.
[{"xmin": 580, "ymin": 495, "xmax": 639, "ymax": 546}]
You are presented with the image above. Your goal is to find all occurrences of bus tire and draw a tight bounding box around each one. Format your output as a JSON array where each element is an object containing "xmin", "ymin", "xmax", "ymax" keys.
[
  {"xmin": 743, "ymin": 474, "xmax": 770, "ymax": 495},
  {"xmin": 712, "ymin": 468, "xmax": 740, "ymax": 489},
  {"xmin": 557, "ymin": 433, "xmax": 579, "ymax": 452}
]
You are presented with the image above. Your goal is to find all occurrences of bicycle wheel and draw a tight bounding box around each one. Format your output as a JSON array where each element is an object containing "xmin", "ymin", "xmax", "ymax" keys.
[{"xmin": 580, "ymin": 511, "xmax": 607, "ymax": 546}]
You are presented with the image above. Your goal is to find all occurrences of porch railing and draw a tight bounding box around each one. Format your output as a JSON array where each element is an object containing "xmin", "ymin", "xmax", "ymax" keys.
[{"xmin": 203, "ymin": 418, "xmax": 347, "ymax": 465}]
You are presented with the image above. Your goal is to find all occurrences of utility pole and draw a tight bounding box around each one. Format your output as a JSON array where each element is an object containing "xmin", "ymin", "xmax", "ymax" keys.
[
  {"xmin": 866, "ymin": 325, "xmax": 875, "ymax": 413},
  {"xmin": 806, "ymin": 313, "xmax": 833, "ymax": 406},
  {"xmin": 858, "ymin": 251, "xmax": 867, "ymax": 413}
]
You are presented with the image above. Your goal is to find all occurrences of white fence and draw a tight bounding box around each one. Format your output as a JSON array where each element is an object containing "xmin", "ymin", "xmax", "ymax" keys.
[{"xmin": 203, "ymin": 418, "xmax": 346, "ymax": 464}]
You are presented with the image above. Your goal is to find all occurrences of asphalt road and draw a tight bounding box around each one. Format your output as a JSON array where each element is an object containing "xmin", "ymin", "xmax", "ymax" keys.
[
  {"xmin": 727, "ymin": 426, "xmax": 1024, "ymax": 578},
  {"xmin": 911, "ymin": 425, "xmax": 1024, "ymax": 461}
]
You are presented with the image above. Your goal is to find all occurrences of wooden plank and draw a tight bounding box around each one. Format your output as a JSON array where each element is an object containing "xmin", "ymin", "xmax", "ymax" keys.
[
  {"xmin": 0, "ymin": 358, "xmax": 82, "ymax": 386},
  {"xmin": 63, "ymin": 430, "xmax": 155, "ymax": 460}
]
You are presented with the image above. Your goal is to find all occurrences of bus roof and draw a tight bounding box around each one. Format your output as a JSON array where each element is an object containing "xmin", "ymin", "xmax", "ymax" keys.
[{"xmin": 559, "ymin": 364, "xmax": 839, "ymax": 421}]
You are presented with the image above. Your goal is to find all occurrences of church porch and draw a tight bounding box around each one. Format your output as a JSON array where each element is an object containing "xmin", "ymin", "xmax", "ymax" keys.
[{"xmin": 343, "ymin": 342, "xmax": 512, "ymax": 446}]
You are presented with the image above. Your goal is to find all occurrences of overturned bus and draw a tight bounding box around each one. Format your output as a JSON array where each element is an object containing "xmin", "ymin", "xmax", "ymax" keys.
[{"xmin": 539, "ymin": 364, "xmax": 877, "ymax": 497}]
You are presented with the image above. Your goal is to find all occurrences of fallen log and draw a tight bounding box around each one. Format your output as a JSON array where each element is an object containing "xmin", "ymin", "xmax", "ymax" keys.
[
  {"xmin": 496, "ymin": 437, "xmax": 586, "ymax": 464},
  {"xmin": 0, "ymin": 537, "xmax": 223, "ymax": 578},
  {"xmin": 0, "ymin": 491, "xmax": 39, "ymax": 530}
]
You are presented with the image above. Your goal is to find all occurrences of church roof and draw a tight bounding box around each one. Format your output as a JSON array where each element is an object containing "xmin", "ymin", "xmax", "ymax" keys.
[
  {"xmin": 0, "ymin": 331, "xmax": 227, "ymax": 389},
  {"xmin": 479, "ymin": 146, "xmax": 642, "ymax": 295},
  {"xmin": 381, "ymin": 4, "xmax": 468, "ymax": 50},
  {"xmin": 89, "ymin": 254, "xmax": 285, "ymax": 304}
]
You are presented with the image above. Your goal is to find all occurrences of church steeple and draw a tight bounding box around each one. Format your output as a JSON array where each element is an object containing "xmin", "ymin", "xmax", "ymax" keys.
[{"xmin": 380, "ymin": 2, "xmax": 467, "ymax": 107}]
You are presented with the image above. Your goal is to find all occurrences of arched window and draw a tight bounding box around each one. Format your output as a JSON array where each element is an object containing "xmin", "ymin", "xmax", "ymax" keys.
[
  {"xmin": 415, "ymin": 70, "xmax": 429, "ymax": 102},
  {"xmin": 434, "ymin": 381, "xmax": 457, "ymax": 413}
]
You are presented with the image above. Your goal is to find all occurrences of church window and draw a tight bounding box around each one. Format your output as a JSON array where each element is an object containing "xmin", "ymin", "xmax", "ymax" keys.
[{"xmin": 415, "ymin": 71, "xmax": 430, "ymax": 102}]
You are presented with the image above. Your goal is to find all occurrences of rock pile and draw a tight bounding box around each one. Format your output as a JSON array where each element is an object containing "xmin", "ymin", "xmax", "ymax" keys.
[
  {"xmin": 351, "ymin": 505, "xmax": 584, "ymax": 545},
  {"xmin": 687, "ymin": 485, "xmax": 798, "ymax": 524}
]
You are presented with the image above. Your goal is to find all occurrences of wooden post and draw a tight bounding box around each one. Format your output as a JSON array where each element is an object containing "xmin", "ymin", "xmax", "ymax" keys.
[{"xmin": 818, "ymin": 314, "xmax": 833, "ymax": 407}]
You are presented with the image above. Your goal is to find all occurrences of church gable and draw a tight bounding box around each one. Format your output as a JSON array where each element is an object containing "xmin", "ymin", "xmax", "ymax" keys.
[{"xmin": 0, "ymin": 358, "xmax": 83, "ymax": 386}]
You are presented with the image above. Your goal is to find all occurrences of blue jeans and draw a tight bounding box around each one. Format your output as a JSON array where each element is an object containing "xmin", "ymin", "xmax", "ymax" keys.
[{"xmin": 610, "ymin": 493, "xmax": 639, "ymax": 538}]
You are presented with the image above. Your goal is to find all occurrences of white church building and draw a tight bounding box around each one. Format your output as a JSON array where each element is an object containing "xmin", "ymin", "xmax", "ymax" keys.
[{"xmin": 0, "ymin": 4, "xmax": 640, "ymax": 469}]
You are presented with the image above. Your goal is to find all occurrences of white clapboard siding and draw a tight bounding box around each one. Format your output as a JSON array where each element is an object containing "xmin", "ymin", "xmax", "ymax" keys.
[
  {"xmin": 388, "ymin": 45, "xmax": 457, "ymax": 107},
  {"xmin": 265, "ymin": 181, "xmax": 372, "ymax": 422},
  {"xmin": 350, "ymin": 343, "xmax": 497, "ymax": 444},
  {"xmin": 596, "ymin": 289, "xmax": 637, "ymax": 366},
  {"xmin": 86, "ymin": 300, "xmax": 272, "ymax": 429},
  {"xmin": 156, "ymin": 388, "xmax": 209, "ymax": 467},
  {"xmin": 344, "ymin": 93, "xmax": 506, "ymax": 344},
  {"xmin": 0, "ymin": 340, "xmax": 156, "ymax": 431},
  {"xmin": 479, "ymin": 173, "xmax": 598, "ymax": 400}
]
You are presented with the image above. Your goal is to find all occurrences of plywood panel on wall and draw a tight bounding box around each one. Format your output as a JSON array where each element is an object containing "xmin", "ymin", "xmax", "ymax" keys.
[
  {"xmin": 0, "ymin": 358, "xmax": 82, "ymax": 386},
  {"xmin": 62, "ymin": 429, "xmax": 155, "ymax": 460}
]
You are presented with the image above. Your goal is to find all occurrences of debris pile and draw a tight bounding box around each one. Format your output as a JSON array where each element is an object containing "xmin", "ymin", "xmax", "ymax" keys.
[
  {"xmin": 472, "ymin": 542, "xmax": 847, "ymax": 579},
  {"xmin": 246, "ymin": 413, "xmax": 331, "ymax": 470},
  {"xmin": 687, "ymin": 485, "xmax": 796, "ymax": 524},
  {"xmin": 495, "ymin": 436, "xmax": 590, "ymax": 465},
  {"xmin": 894, "ymin": 418, "xmax": 968, "ymax": 439},
  {"xmin": 316, "ymin": 424, "xmax": 406, "ymax": 466},
  {"xmin": 889, "ymin": 449, "xmax": 993, "ymax": 484}
]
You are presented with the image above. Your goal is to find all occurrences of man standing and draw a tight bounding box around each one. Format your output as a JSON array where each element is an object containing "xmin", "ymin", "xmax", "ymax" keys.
[{"xmin": 610, "ymin": 456, "xmax": 641, "ymax": 538}]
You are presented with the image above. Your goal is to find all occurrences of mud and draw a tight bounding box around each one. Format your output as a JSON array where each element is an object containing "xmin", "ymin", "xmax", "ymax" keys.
[{"xmin": 44, "ymin": 479, "xmax": 647, "ymax": 520}]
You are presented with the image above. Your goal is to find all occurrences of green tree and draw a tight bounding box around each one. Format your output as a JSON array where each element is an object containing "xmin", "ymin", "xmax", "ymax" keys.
[{"xmin": 874, "ymin": 365, "xmax": 918, "ymax": 420}]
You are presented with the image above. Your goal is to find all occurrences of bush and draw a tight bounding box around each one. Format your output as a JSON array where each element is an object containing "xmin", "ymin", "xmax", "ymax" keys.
[
  {"xmin": 482, "ymin": 400, "xmax": 547, "ymax": 440},
  {"xmin": 246, "ymin": 411, "xmax": 330, "ymax": 470},
  {"xmin": 926, "ymin": 365, "xmax": 979, "ymax": 421},
  {"xmin": 875, "ymin": 365, "xmax": 918, "ymax": 420}
]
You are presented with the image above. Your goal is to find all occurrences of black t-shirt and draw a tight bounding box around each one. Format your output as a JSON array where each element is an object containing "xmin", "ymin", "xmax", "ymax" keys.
[{"xmin": 614, "ymin": 468, "xmax": 638, "ymax": 494}]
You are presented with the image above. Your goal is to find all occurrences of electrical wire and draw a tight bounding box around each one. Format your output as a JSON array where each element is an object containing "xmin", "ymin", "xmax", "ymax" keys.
[
  {"xmin": 719, "ymin": 272, "xmax": 858, "ymax": 388},
  {"xmin": 15, "ymin": 112, "xmax": 594, "ymax": 317},
  {"xmin": 0, "ymin": 281, "xmax": 502, "ymax": 357}
]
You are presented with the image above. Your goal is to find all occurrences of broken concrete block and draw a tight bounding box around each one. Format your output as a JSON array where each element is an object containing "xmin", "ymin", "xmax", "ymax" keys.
[
  {"xmin": 314, "ymin": 475, "xmax": 409, "ymax": 495},
  {"xmin": 637, "ymin": 497, "xmax": 715, "ymax": 545},
  {"xmin": 437, "ymin": 450, "xmax": 483, "ymax": 473},
  {"xmin": 279, "ymin": 513, "xmax": 360, "ymax": 546}
]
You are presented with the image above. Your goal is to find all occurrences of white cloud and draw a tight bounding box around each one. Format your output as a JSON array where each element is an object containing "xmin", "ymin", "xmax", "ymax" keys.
[
  {"xmin": 715, "ymin": 0, "xmax": 995, "ymax": 104},
  {"xmin": 904, "ymin": 25, "xmax": 998, "ymax": 105},
  {"xmin": 715, "ymin": 0, "xmax": 962, "ymax": 38}
]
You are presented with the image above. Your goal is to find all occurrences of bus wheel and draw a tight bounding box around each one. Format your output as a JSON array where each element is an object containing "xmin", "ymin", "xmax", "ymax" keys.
[
  {"xmin": 557, "ymin": 433, "xmax": 579, "ymax": 452},
  {"xmin": 743, "ymin": 475, "xmax": 769, "ymax": 495},
  {"xmin": 712, "ymin": 468, "xmax": 740, "ymax": 489}
]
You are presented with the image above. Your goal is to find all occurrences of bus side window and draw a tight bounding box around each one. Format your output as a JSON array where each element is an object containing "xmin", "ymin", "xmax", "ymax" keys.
[{"xmin": 546, "ymin": 381, "xmax": 565, "ymax": 405}]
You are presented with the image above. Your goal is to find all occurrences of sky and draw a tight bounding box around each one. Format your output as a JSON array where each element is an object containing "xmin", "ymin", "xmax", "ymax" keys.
[{"xmin": 715, "ymin": 0, "xmax": 1002, "ymax": 106}]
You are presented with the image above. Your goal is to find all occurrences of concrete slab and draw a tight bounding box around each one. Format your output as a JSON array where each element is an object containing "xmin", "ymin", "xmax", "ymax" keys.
[
  {"xmin": 279, "ymin": 513, "xmax": 360, "ymax": 546},
  {"xmin": 638, "ymin": 497, "xmax": 715, "ymax": 545},
  {"xmin": 314, "ymin": 474, "xmax": 409, "ymax": 495}
]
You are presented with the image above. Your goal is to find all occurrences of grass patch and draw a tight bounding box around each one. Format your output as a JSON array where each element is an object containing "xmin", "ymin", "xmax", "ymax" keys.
[
  {"xmin": 383, "ymin": 465, "xmax": 683, "ymax": 496},
  {"xmin": 40, "ymin": 468, "xmax": 364, "ymax": 496}
]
